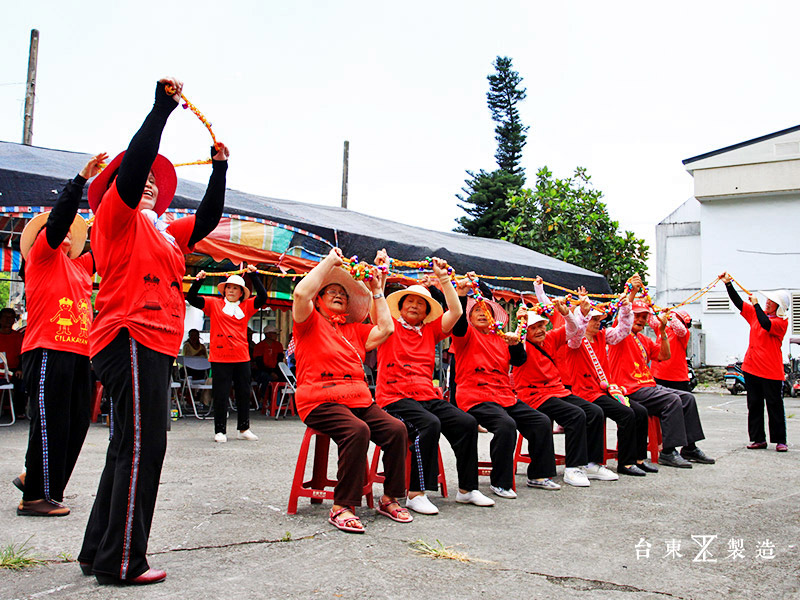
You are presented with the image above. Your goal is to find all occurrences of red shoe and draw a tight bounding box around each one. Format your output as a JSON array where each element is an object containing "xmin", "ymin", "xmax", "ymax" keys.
[
  {"xmin": 17, "ymin": 499, "xmax": 70, "ymax": 517},
  {"xmin": 776, "ymin": 443, "xmax": 788, "ymax": 452},
  {"xmin": 746, "ymin": 441, "xmax": 767, "ymax": 450},
  {"xmin": 96, "ymin": 568, "xmax": 167, "ymax": 585}
]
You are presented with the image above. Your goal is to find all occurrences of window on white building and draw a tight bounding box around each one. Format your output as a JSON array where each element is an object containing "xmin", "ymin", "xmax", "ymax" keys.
[
  {"xmin": 704, "ymin": 295, "xmax": 732, "ymax": 313},
  {"xmin": 792, "ymin": 294, "xmax": 800, "ymax": 335}
]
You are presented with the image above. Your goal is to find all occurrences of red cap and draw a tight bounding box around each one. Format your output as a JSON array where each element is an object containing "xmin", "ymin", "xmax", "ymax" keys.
[{"xmin": 631, "ymin": 300, "xmax": 651, "ymax": 314}]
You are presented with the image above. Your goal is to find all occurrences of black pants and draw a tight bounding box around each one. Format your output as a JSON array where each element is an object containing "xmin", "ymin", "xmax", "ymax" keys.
[
  {"xmin": 468, "ymin": 400, "xmax": 555, "ymax": 488},
  {"xmin": 385, "ymin": 397, "xmax": 479, "ymax": 492},
  {"xmin": 654, "ymin": 379, "xmax": 691, "ymax": 392},
  {"xmin": 79, "ymin": 331, "xmax": 171, "ymax": 581},
  {"xmin": 304, "ymin": 402, "xmax": 407, "ymax": 506},
  {"xmin": 743, "ymin": 371, "xmax": 785, "ymax": 444},
  {"xmin": 536, "ymin": 394, "xmax": 605, "ymax": 466},
  {"xmin": 211, "ymin": 361, "xmax": 251, "ymax": 434},
  {"xmin": 21, "ymin": 349, "xmax": 91, "ymax": 502},
  {"xmin": 629, "ymin": 385, "xmax": 705, "ymax": 451},
  {"xmin": 593, "ymin": 395, "xmax": 649, "ymax": 465}
]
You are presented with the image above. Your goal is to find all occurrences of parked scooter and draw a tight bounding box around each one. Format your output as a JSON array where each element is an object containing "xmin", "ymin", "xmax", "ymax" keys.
[
  {"xmin": 724, "ymin": 361, "xmax": 746, "ymax": 395},
  {"xmin": 687, "ymin": 359, "xmax": 698, "ymax": 392}
]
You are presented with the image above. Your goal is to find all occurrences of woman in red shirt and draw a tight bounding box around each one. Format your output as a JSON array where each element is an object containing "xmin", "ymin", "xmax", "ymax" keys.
[
  {"xmin": 187, "ymin": 266, "xmax": 267, "ymax": 442},
  {"xmin": 721, "ymin": 272, "xmax": 790, "ymax": 452},
  {"xmin": 651, "ymin": 311, "xmax": 693, "ymax": 391},
  {"xmin": 15, "ymin": 153, "xmax": 105, "ymax": 517},
  {"xmin": 451, "ymin": 277, "xmax": 557, "ymax": 497},
  {"xmin": 79, "ymin": 77, "xmax": 228, "ymax": 585},
  {"xmin": 292, "ymin": 247, "xmax": 410, "ymax": 533}
]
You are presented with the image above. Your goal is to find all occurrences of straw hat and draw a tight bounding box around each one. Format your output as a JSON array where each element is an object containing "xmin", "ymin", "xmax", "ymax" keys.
[
  {"xmin": 20, "ymin": 212, "xmax": 88, "ymax": 260},
  {"xmin": 88, "ymin": 151, "xmax": 177, "ymax": 216},
  {"xmin": 467, "ymin": 297, "xmax": 509, "ymax": 326},
  {"xmin": 386, "ymin": 285, "xmax": 444, "ymax": 324},
  {"xmin": 317, "ymin": 268, "xmax": 371, "ymax": 324},
  {"xmin": 217, "ymin": 275, "xmax": 251, "ymax": 300},
  {"xmin": 761, "ymin": 290, "xmax": 790, "ymax": 319}
]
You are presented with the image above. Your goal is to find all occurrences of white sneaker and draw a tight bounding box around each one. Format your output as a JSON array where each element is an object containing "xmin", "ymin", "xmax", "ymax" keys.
[
  {"xmin": 585, "ymin": 463, "xmax": 619, "ymax": 481},
  {"xmin": 489, "ymin": 485, "xmax": 517, "ymax": 499},
  {"xmin": 455, "ymin": 490, "xmax": 495, "ymax": 507},
  {"xmin": 563, "ymin": 467, "xmax": 590, "ymax": 487},
  {"xmin": 526, "ymin": 478, "xmax": 561, "ymax": 490},
  {"xmin": 406, "ymin": 494, "xmax": 439, "ymax": 515},
  {"xmin": 237, "ymin": 429, "xmax": 259, "ymax": 441},
  {"xmin": 214, "ymin": 432, "xmax": 227, "ymax": 443}
]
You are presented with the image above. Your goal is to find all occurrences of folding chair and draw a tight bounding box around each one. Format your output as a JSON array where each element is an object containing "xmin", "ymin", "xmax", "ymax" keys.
[
  {"xmin": 276, "ymin": 362, "xmax": 297, "ymax": 419},
  {"xmin": 363, "ymin": 364, "xmax": 376, "ymax": 396},
  {"xmin": 0, "ymin": 352, "xmax": 15, "ymax": 426},
  {"xmin": 177, "ymin": 356, "xmax": 213, "ymax": 419}
]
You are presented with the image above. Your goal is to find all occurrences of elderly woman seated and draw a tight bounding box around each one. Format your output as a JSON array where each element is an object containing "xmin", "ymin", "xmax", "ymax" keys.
[{"xmin": 291, "ymin": 247, "xmax": 412, "ymax": 533}]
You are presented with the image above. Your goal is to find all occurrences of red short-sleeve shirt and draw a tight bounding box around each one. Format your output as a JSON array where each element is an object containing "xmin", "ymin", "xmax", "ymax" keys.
[
  {"xmin": 450, "ymin": 325, "xmax": 517, "ymax": 412},
  {"xmin": 565, "ymin": 330, "xmax": 613, "ymax": 402},
  {"xmin": 512, "ymin": 327, "xmax": 570, "ymax": 409},
  {"xmin": 202, "ymin": 297, "xmax": 259, "ymax": 363},
  {"xmin": 254, "ymin": 338, "xmax": 284, "ymax": 369},
  {"xmin": 608, "ymin": 332, "xmax": 659, "ymax": 394},
  {"xmin": 0, "ymin": 331, "xmax": 24, "ymax": 370},
  {"xmin": 741, "ymin": 302, "xmax": 788, "ymax": 380},
  {"xmin": 90, "ymin": 182, "xmax": 195, "ymax": 358},
  {"xmin": 650, "ymin": 329, "xmax": 690, "ymax": 382},
  {"xmin": 375, "ymin": 316, "xmax": 449, "ymax": 408},
  {"xmin": 22, "ymin": 232, "xmax": 94, "ymax": 356},
  {"xmin": 292, "ymin": 309, "xmax": 374, "ymax": 421}
]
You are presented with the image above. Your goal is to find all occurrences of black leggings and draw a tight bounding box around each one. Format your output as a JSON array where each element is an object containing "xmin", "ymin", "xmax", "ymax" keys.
[
  {"xmin": 744, "ymin": 371, "xmax": 785, "ymax": 444},
  {"xmin": 211, "ymin": 361, "xmax": 252, "ymax": 434}
]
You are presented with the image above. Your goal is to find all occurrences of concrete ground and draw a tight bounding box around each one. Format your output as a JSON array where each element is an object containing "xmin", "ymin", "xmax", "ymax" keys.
[{"xmin": 1, "ymin": 391, "xmax": 799, "ymax": 600}]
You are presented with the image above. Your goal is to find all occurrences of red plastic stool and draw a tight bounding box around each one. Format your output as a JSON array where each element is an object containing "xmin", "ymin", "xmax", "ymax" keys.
[
  {"xmin": 90, "ymin": 382, "xmax": 104, "ymax": 423},
  {"xmin": 269, "ymin": 383, "xmax": 295, "ymax": 418},
  {"xmin": 287, "ymin": 428, "xmax": 375, "ymax": 515},
  {"xmin": 513, "ymin": 422, "xmax": 566, "ymax": 477},
  {"xmin": 648, "ymin": 415, "xmax": 663, "ymax": 463},
  {"xmin": 603, "ymin": 421, "xmax": 619, "ymax": 463},
  {"xmin": 369, "ymin": 444, "xmax": 448, "ymax": 497}
]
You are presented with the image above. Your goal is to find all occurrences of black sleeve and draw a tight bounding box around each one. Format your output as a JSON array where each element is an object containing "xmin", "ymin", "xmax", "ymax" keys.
[
  {"xmin": 725, "ymin": 282, "xmax": 744, "ymax": 312},
  {"xmin": 509, "ymin": 341, "xmax": 527, "ymax": 367},
  {"xmin": 188, "ymin": 156, "xmax": 227, "ymax": 247},
  {"xmin": 116, "ymin": 83, "xmax": 179, "ymax": 209},
  {"xmin": 452, "ymin": 296, "xmax": 469, "ymax": 337},
  {"xmin": 478, "ymin": 279, "xmax": 494, "ymax": 300},
  {"xmin": 753, "ymin": 303, "xmax": 772, "ymax": 331},
  {"xmin": 427, "ymin": 284, "xmax": 446, "ymax": 309},
  {"xmin": 185, "ymin": 279, "xmax": 205, "ymax": 310},
  {"xmin": 251, "ymin": 273, "xmax": 268, "ymax": 309},
  {"xmin": 45, "ymin": 174, "xmax": 87, "ymax": 249}
]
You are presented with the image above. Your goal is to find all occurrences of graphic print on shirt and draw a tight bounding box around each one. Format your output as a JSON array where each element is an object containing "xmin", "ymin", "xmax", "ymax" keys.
[
  {"xmin": 50, "ymin": 297, "xmax": 79, "ymax": 335},
  {"xmin": 77, "ymin": 298, "xmax": 91, "ymax": 338},
  {"xmin": 168, "ymin": 281, "xmax": 183, "ymax": 320},
  {"xmin": 138, "ymin": 274, "xmax": 163, "ymax": 311}
]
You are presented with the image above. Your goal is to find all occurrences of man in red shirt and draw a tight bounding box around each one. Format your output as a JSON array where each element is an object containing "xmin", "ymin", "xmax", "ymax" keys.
[
  {"xmin": 377, "ymin": 257, "xmax": 494, "ymax": 514},
  {"xmin": 253, "ymin": 325, "xmax": 284, "ymax": 385},
  {"xmin": 608, "ymin": 299, "xmax": 714, "ymax": 468},
  {"xmin": 651, "ymin": 311, "xmax": 693, "ymax": 391}
]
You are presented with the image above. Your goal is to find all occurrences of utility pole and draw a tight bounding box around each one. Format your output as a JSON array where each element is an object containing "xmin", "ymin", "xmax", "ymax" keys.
[
  {"xmin": 341, "ymin": 140, "xmax": 349, "ymax": 208},
  {"xmin": 22, "ymin": 29, "xmax": 39, "ymax": 146}
]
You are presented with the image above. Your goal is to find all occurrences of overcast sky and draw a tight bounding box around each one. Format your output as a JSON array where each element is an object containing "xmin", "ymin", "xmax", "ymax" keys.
[{"xmin": 3, "ymin": 1, "xmax": 799, "ymax": 283}]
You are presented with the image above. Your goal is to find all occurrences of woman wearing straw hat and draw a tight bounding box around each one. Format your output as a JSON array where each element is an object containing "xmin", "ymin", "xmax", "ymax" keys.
[
  {"xmin": 78, "ymin": 77, "xmax": 229, "ymax": 585},
  {"xmin": 451, "ymin": 276, "xmax": 557, "ymax": 498},
  {"xmin": 14, "ymin": 153, "xmax": 105, "ymax": 517},
  {"xmin": 720, "ymin": 272, "xmax": 790, "ymax": 452},
  {"xmin": 292, "ymin": 247, "xmax": 411, "ymax": 533},
  {"xmin": 186, "ymin": 265, "xmax": 267, "ymax": 442},
  {"xmin": 377, "ymin": 256, "xmax": 495, "ymax": 515}
]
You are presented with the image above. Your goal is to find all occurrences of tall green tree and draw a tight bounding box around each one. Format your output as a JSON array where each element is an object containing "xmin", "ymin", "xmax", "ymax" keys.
[
  {"xmin": 500, "ymin": 167, "xmax": 650, "ymax": 290},
  {"xmin": 487, "ymin": 56, "xmax": 529, "ymax": 175},
  {"xmin": 455, "ymin": 56, "xmax": 528, "ymax": 237}
]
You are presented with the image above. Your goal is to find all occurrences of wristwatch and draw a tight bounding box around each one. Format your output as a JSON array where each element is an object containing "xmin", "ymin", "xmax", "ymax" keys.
[{"xmin": 372, "ymin": 292, "xmax": 384, "ymax": 299}]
